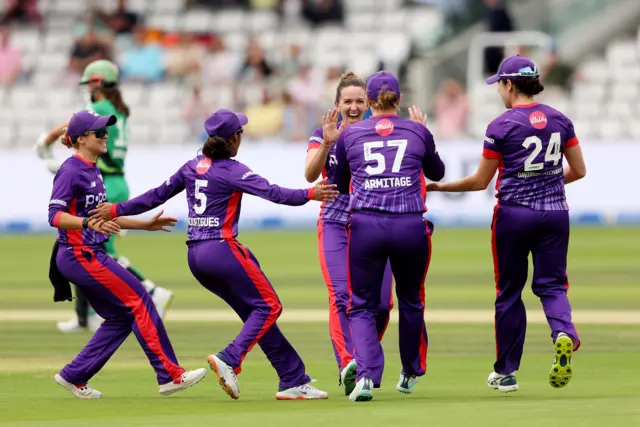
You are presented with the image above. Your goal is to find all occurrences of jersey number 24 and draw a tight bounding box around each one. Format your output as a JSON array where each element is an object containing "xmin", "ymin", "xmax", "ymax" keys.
[{"xmin": 522, "ymin": 132, "xmax": 562, "ymax": 172}]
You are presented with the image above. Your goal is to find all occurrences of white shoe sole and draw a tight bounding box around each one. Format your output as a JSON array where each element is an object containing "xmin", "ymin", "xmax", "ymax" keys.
[{"xmin": 207, "ymin": 355, "xmax": 240, "ymax": 400}]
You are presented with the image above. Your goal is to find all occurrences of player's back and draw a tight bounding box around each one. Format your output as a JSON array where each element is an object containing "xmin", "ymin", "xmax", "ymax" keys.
[
  {"xmin": 179, "ymin": 155, "xmax": 246, "ymax": 241},
  {"xmin": 484, "ymin": 103, "xmax": 578, "ymax": 211},
  {"xmin": 340, "ymin": 115, "xmax": 444, "ymax": 214}
]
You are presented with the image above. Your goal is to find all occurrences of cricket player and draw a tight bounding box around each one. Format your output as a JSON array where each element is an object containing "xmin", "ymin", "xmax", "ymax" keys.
[
  {"xmin": 427, "ymin": 55, "xmax": 585, "ymax": 392},
  {"xmin": 49, "ymin": 110, "xmax": 206, "ymax": 399},
  {"xmin": 326, "ymin": 71, "xmax": 445, "ymax": 402},
  {"xmin": 35, "ymin": 59, "xmax": 173, "ymax": 333},
  {"xmin": 305, "ymin": 71, "xmax": 395, "ymax": 395},
  {"xmin": 89, "ymin": 109, "xmax": 337, "ymax": 401}
]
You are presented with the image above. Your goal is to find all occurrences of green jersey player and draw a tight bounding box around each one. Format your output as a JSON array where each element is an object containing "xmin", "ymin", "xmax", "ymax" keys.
[{"xmin": 36, "ymin": 59, "xmax": 173, "ymax": 333}]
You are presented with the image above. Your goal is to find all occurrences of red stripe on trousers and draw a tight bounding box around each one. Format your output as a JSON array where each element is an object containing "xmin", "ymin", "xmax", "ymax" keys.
[
  {"xmin": 73, "ymin": 247, "xmax": 184, "ymax": 381},
  {"xmin": 227, "ymin": 240, "xmax": 281, "ymax": 374},
  {"xmin": 418, "ymin": 226, "xmax": 432, "ymax": 373},
  {"xmin": 318, "ymin": 220, "xmax": 352, "ymax": 368}
]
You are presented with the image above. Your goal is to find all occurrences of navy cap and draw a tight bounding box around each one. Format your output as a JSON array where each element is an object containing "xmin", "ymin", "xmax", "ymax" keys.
[
  {"xmin": 366, "ymin": 71, "xmax": 401, "ymax": 102},
  {"xmin": 204, "ymin": 109, "xmax": 249, "ymax": 139},
  {"xmin": 67, "ymin": 110, "xmax": 116, "ymax": 142},
  {"xmin": 486, "ymin": 55, "xmax": 539, "ymax": 85}
]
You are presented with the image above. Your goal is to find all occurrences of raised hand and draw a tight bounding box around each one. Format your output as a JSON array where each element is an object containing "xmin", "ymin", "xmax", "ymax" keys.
[
  {"xmin": 409, "ymin": 105, "xmax": 428, "ymax": 126},
  {"xmin": 144, "ymin": 210, "xmax": 178, "ymax": 232},
  {"xmin": 321, "ymin": 108, "xmax": 346, "ymax": 145},
  {"xmin": 89, "ymin": 202, "xmax": 115, "ymax": 221},
  {"xmin": 312, "ymin": 178, "xmax": 339, "ymax": 202}
]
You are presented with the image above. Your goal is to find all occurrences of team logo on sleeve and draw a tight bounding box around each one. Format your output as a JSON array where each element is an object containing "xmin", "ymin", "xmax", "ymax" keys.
[
  {"xmin": 196, "ymin": 158, "xmax": 211, "ymax": 174},
  {"xmin": 375, "ymin": 119, "xmax": 394, "ymax": 136},
  {"xmin": 529, "ymin": 111, "xmax": 548, "ymax": 129}
]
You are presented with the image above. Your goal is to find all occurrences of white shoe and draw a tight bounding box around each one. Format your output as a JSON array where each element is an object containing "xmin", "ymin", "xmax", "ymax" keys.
[
  {"xmin": 207, "ymin": 354, "xmax": 240, "ymax": 400},
  {"xmin": 396, "ymin": 373, "xmax": 420, "ymax": 394},
  {"xmin": 340, "ymin": 359, "xmax": 357, "ymax": 396},
  {"xmin": 87, "ymin": 314, "xmax": 103, "ymax": 332},
  {"xmin": 55, "ymin": 373, "xmax": 102, "ymax": 399},
  {"xmin": 488, "ymin": 371, "xmax": 519, "ymax": 393},
  {"xmin": 275, "ymin": 381, "xmax": 329, "ymax": 400},
  {"xmin": 57, "ymin": 317, "xmax": 86, "ymax": 334},
  {"xmin": 349, "ymin": 376, "xmax": 373, "ymax": 402},
  {"xmin": 159, "ymin": 368, "xmax": 207, "ymax": 396},
  {"xmin": 149, "ymin": 283, "xmax": 173, "ymax": 320}
]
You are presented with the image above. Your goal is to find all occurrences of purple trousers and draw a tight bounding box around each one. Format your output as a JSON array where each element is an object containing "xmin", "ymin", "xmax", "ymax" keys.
[
  {"xmin": 492, "ymin": 204, "xmax": 580, "ymax": 375},
  {"xmin": 187, "ymin": 239, "xmax": 311, "ymax": 389},
  {"xmin": 347, "ymin": 211, "xmax": 432, "ymax": 386},
  {"xmin": 56, "ymin": 244, "xmax": 184, "ymax": 386},
  {"xmin": 318, "ymin": 220, "xmax": 394, "ymax": 372}
]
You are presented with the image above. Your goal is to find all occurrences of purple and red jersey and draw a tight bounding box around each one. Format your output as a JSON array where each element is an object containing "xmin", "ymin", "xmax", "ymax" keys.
[
  {"xmin": 308, "ymin": 127, "xmax": 350, "ymax": 224},
  {"xmin": 482, "ymin": 102, "xmax": 580, "ymax": 211},
  {"xmin": 333, "ymin": 115, "xmax": 445, "ymax": 214},
  {"xmin": 48, "ymin": 155, "xmax": 110, "ymax": 246},
  {"xmin": 112, "ymin": 155, "xmax": 313, "ymax": 241}
]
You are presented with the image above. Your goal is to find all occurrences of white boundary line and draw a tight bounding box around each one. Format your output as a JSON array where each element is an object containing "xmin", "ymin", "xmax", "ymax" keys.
[{"xmin": 1, "ymin": 309, "xmax": 639, "ymax": 324}]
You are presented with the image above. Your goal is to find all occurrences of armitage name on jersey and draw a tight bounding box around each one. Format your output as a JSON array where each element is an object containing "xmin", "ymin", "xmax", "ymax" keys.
[
  {"xmin": 364, "ymin": 176, "xmax": 412, "ymax": 190},
  {"xmin": 188, "ymin": 216, "xmax": 220, "ymax": 227}
]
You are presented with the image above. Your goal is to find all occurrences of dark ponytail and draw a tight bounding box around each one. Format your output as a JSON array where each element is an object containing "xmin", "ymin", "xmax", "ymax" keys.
[
  {"xmin": 203, "ymin": 136, "xmax": 234, "ymax": 160},
  {"xmin": 512, "ymin": 77, "xmax": 544, "ymax": 96},
  {"xmin": 102, "ymin": 85, "xmax": 130, "ymax": 117}
]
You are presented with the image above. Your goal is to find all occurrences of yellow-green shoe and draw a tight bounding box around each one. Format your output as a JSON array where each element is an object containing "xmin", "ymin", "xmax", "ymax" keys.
[{"xmin": 549, "ymin": 333, "xmax": 574, "ymax": 388}]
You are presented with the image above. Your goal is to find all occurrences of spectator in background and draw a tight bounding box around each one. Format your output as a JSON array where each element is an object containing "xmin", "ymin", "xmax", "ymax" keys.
[
  {"xmin": 103, "ymin": 0, "xmax": 141, "ymax": 35},
  {"xmin": 68, "ymin": 30, "xmax": 110, "ymax": 78},
  {"xmin": 540, "ymin": 47, "xmax": 579, "ymax": 94},
  {"xmin": 202, "ymin": 36, "xmax": 238, "ymax": 86},
  {"xmin": 243, "ymin": 88, "xmax": 285, "ymax": 138},
  {"xmin": 281, "ymin": 43, "xmax": 304, "ymax": 80},
  {"xmin": 483, "ymin": 0, "xmax": 513, "ymax": 74},
  {"xmin": 120, "ymin": 26, "xmax": 165, "ymax": 83},
  {"xmin": 165, "ymin": 32, "xmax": 205, "ymax": 83},
  {"xmin": 0, "ymin": 25, "xmax": 22, "ymax": 87},
  {"xmin": 288, "ymin": 63, "xmax": 322, "ymax": 134},
  {"xmin": 433, "ymin": 78, "xmax": 469, "ymax": 140},
  {"xmin": 237, "ymin": 37, "xmax": 274, "ymax": 84},
  {"xmin": 322, "ymin": 65, "xmax": 343, "ymax": 105},
  {"xmin": 301, "ymin": 0, "xmax": 344, "ymax": 27},
  {"xmin": 1, "ymin": 0, "xmax": 41, "ymax": 25},
  {"xmin": 181, "ymin": 86, "xmax": 211, "ymax": 142}
]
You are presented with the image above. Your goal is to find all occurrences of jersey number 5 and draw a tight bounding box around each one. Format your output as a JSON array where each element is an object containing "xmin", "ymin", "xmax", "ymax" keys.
[
  {"xmin": 522, "ymin": 133, "xmax": 562, "ymax": 172},
  {"xmin": 194, "ymin": 179, "xmax": 207, "ymax": 214},
  {"xmin": 364, "ymin": 139, "xmax": 407, "ymax": 175}
]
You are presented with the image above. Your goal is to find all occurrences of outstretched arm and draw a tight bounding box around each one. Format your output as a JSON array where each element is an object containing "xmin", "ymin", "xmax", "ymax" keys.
[
  {"xmin": 90, "ymin": 167, "xmax": 186, "ymax": 220},
  {"xmin": 230, "ymin": 164, "xmax": 337, "ymax": 205},
  {"xmin": 428, "ymin": 157, "xmax": 499, "ymax": 192}
]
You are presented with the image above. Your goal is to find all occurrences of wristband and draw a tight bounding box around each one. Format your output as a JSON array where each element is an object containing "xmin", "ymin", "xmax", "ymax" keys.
[{"xmin": 82, "ymin": 217, "xmax": 89, "ymax": 229}]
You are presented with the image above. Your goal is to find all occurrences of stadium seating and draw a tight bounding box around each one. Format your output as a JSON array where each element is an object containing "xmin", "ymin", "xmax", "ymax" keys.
[{"xmin": 0, "ymin": 0, "xmax": 444, "ymax": 147}]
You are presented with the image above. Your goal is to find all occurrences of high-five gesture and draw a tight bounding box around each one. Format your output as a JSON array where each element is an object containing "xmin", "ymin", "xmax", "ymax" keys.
[
  {"xmin": 321, "ymin": 108, "xmax": 346, "ymax": 146},
  {"xmin": 409, "ymin": 105, "xmax": 428, "ymax": 126}
]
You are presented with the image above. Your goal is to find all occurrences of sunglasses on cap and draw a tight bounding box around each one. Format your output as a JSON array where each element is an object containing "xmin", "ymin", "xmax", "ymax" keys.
[{"xmin": 84, "ymin": 128, "xmax": 108, "ymax": 138}]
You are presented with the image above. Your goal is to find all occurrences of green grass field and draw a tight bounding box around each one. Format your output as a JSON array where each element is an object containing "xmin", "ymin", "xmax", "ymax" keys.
[{"xmin": 1, "ymin": 228, "xmax": 639, "ymax": 426}]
